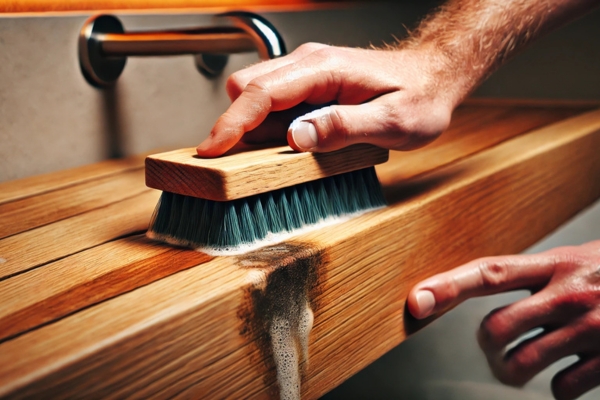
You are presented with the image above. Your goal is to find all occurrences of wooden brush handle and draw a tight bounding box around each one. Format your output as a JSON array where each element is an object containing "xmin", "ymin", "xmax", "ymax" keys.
[{"xmin": 145, "ymin": 144, "xmax": 389, "ymax": 201}]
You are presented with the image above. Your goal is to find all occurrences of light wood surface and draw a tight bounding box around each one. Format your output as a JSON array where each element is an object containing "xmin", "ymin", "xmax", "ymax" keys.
[
  {"xmin": 378, "ymin": 102, "xmax": 586, "ymax": 185},
  {"xmin": 0, "ymin": 1, "xmax": 340, "ymax": 13},
  {"xmin": 0, "ymin": 154, "xmax": 145, "ymax": 205},
  {"xmin": 145, "ymin": 144, "xmax": 389, "ymax": 201},
  {"xmin": 1, "ymin": 102, "xmax": 599, "ymax": 399}
]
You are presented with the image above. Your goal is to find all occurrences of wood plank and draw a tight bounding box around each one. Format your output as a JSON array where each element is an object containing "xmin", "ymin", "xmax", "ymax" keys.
[
  {"xmin": 145, "ymin": 144, "xmax": 389, "ymax": 201},
  {"xmin": 0, "ymin": 235, "xmax": 211, "ymax": 343},
  {"xmin": 463, "ymin": 97, "xmax": 600, "ymax": 108},
  {"xmin": 377, "ymin": 104, "xmax": 588, "ymax": 184},
  {"xmin": 0, "ymin": 189, "xmax": 160, "ymax": 279},
  {"xmin": 0, "ymin": 0, "xmax": 338, "ymax": 13},
  {"xmin": 0, "ymin": 154, "xmax": 145, "ymax": 205},
  {"xmin": 1, "ymin": 108, "xmax": 599, "ymax": 399},
  {"xmin": 0, "ymin": 168, "xmax": 147, "ymax": 240}
]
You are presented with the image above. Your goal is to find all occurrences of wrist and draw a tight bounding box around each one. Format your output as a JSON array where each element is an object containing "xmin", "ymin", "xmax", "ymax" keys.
[{"xmin": 395, "ymin": 43, "xmax": 474, "ymax": 110}]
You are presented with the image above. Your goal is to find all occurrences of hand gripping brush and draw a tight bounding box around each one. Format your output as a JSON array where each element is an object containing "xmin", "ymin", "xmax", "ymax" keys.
[{"xmin": 145, "ymin": 144, "xmax": 389, "ymax": 255}]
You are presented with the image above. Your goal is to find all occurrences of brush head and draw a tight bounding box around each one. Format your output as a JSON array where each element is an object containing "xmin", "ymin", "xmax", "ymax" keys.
[
  {"xmin": 145, "ymin": 144, "xmax": 389, "ymax": 201},
  {"xmin": 147, "ymin": 167, "xmax": 386, "ymax": 255}
]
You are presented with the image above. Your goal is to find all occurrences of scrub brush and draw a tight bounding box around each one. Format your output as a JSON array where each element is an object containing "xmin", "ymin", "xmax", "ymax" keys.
[{"xmin": 145, "ymin": 144, "xmax": 388, "ymax": 255}]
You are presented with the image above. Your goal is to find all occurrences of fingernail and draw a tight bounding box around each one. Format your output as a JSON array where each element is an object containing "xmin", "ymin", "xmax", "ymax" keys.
[
  {"xmin": 415, "ymin": 290, "xmax": 436, "ymax": 318},
  {"xmin": 196, "ymin": 139, "xmax": 209, "ymax": 152},
  {"xmin": 196, "ymin": 141, "xmax": 216, "ymax": 158},
  {"xmin": 291, "ymin": 121, "xmax": 318, "ymax": 150}
]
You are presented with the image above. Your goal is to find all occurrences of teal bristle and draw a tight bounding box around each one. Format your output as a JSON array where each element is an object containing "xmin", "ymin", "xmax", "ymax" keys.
[{"xmin": 147, "ymin": 166, "xmax": 386, "ymax": 252}]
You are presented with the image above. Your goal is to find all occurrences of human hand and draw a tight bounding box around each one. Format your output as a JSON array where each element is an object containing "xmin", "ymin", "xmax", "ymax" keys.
[
  {"xmin": 407, "ymin": 241, "xmax": 600, "ymax": 399},
  {"xmin": 196, "ymin": 43, "xmax": 459, "ymax": 157}
]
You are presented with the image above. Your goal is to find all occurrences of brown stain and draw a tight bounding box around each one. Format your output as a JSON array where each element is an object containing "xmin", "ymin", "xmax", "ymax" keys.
[
  {"xmin": 236, "ymin": 242, "xmax": 327, "ymax": 398},
  {"xmin": 0, "ymin": 247, "xmax": 212, "ymax": 343}
]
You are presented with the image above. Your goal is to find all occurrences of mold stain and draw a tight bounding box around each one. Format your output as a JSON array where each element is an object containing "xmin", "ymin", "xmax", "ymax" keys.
[{"xmin": 237, "ymin": 242, "xmax": 325, "ymax": 400}]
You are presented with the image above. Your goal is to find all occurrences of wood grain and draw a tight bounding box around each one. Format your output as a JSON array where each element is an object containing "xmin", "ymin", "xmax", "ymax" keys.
[
  {"xmin": 0, "ymin": 0, "xmax": 341, "ymax": 13},
  {"xmin": 0, "ymin": 169, "xmax": 148, "ymax": 240},
  {"xmin": 145, "ymin": 144, "xmax": 389, "ymax": 201},
  {"xmin": 0, "ymin": 154, "xmax": 145, "ymax": 205},
  {"xmin": 0, "ymin": 235, "xmax": 211, "ymax": 343},
  {"xmin": 0, "ymin": 105, "xmax": 599, "ymax": 398},
  {"xmin": 0, "ymin": 189, "xmax": 160, "ymax": 279},
  {"xmin": 377, "ymin": 103, "xmax": 589, "ymax": 184}
]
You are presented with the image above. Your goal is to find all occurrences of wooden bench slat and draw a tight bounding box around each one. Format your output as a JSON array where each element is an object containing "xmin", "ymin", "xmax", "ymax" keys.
[
  {"xmin": 0, "ymin": 235, "xmax": 212, "ymax": 342},
  {"xmin": 0, "ymin": 190, "xmax": 160, "ymax": 279},
  {"xmin": 0, "ymin": 155, "xmax": 145, "ymax": 205},
  {"xmin": 1, "ymin": 108, "xmax": 598, "ymax": 398},
  {"xmin": 378, "ymin": 105, "xmax": 587, "ymax": 184},
  {"xmin": 0, "ymin": 169, "xmax": 147, "ymax": 240}
]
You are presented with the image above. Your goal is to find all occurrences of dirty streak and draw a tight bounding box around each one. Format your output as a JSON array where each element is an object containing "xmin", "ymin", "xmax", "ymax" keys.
[{"xmin": 237, "ymin": 242, "xmax": 326, "ymax": 399}]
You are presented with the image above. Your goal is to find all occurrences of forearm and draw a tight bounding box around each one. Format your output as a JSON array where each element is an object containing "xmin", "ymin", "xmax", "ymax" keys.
[{"xmin": 402, "ymin": 0, "xmax": 600, "ymax": 107}]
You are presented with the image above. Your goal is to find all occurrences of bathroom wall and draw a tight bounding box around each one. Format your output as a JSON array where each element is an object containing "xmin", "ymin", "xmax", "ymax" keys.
[
  {"xmin": 0, "ymin": 1, "xmax": 439, "ymax": 182},
  {"xmin": 1, "ymin": 1, "xmax": 599, "ymax": 182},
  {"xmin": 1, "ymin": 2, "xmax": 599, "ymax": 399}
]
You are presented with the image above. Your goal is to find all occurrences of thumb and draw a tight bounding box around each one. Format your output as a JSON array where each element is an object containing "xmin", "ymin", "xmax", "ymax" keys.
[
  {"xmin": 287, "ymin": 99, "xmax": 428, "ymax": 152},
  {"xmin": 407, "ymin": 254, "xmax": 556, "ymax": 320},
  {"xmin": 287, "ymin": 103, "xmax": 393, "ymax": 152}
]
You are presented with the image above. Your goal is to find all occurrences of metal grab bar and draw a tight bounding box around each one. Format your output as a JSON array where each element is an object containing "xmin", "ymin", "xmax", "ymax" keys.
[{"xmin": 78, "ymin": 12, "xmax": 286, "ymax": 87}]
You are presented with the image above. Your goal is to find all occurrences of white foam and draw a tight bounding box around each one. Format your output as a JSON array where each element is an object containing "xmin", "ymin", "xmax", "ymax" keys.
[
  {"xmin": 188, "ymin": 205, "xmax": 382, "ymax": 256},
  {"xmin": 146, "ymin": 206, "xmax": 382, "ymax": 255},
  {"xmin": 270, "ymin": 315, "xmax": 301, "ymax": 400},
  {"xmin": 270, "ymin": 300, "xmax": 314, "ymax": 400},
  {"xmin": 297, "ymin": 306, "xmax": 314, "ymax": 369}
]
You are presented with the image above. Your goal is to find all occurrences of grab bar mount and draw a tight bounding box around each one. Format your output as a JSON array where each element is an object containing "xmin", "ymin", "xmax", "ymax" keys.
[{"xmin": 78, "ymin": 12, "xmax": 286, "ymax": 87}]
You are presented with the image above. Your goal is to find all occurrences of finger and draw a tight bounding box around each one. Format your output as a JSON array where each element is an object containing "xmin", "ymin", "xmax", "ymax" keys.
[
  {"xmin": 408, "ymin": 254, "xmax": 557, "ymax": 319},
  {"xmin": 552, "ymin": 354, "xmax": 600, "ymax": 400},
  {"xmin": 241, "ymin": 103, "xmax": 334, "ymax": 145},
  {"xmin": 196, "ymin": 89, "xmax": 270, "ymax": 157},
  {"xmin": 487, "ymin": 325, "xmax": 583, "ymax": 387},
  {"xmin": 226, "ymin": 42, "xmax": 330, "ymax": 100},
  {"xmin": 477, "ymin": 292, "xmax": 559, "ymax": 352},
  {"xmin": 198, "ymin": 58, "xmax": 347, "ymax": 157}
]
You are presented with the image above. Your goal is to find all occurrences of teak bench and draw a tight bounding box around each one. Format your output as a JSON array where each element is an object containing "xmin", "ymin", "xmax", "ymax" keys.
[{"xmin": 1, "ymin": 99, "xmax": 600, "ymax": 399}]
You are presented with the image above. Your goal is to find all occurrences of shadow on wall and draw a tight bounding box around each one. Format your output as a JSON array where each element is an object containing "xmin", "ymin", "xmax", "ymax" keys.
[{"xmin": 101, "ymin": 86, "xmax": 125, "ymax": 159}]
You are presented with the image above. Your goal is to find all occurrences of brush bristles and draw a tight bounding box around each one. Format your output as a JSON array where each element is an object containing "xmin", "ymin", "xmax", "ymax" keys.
[{"xmin": 147, "ymin": 167, "xmax": 386, "ymax": 252}]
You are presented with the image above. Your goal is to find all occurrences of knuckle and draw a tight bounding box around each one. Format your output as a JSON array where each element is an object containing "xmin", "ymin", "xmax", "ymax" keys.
[
  {"xmin": 501, "ymin": 349, "xmax": 537, "ymax": 386},
  {"xmin": 327, "ymin": 107, "xmax": 351, "ymax": 145},
  {"xmin": 244, "ymin": 78, "xmax": 270, "ymax": 95},
  {"xmin": 297, "ymin": 42, "xmax": 328, "ymax": 54},
  {"xmin": 382, "ymin": 99, "xmax": 451, "ymax": 150},
  {"xmin": 384, "ymin": 106, "xmax": 408, "ymax": 133},
  {"xmin": 479, "ymin": 311, "xmax": 509, "ymax": 349},
  {"xmin": 549, "ymin": 281, "xmax": 600, "ymax": 313},
  {"xmin": 226, "ymin": 71, "xmax": 245, "ymax": 91},
  {"xmin": 243, "ymin": 78, "xmax": 273, "ymax": 109},
  {"xmin": 446, "ymin": 279, "xmax": 462, "ymax": 302},
  {"xmin": 478, "ymin": 259, "xmax": 511, "ymax": 289},
  {"xmin": 581, "ymin": 312, "xmax": 600, "ymax": 334},
  {"xmin": 553, "ymin": 247, "xmax": 586, "ymax": 266},
  {"xmin": 312, "ymin": 47, "xmax": 340, "ymax": 65},
  {"xmin": 511, "ymin": 345, "xmax": 539, "ymax": 375}
]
